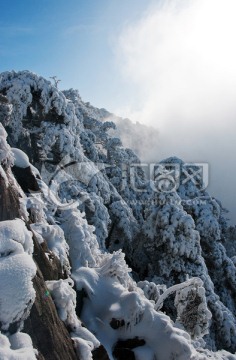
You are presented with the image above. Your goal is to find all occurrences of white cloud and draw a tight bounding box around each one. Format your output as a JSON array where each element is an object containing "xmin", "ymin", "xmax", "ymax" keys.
[{"xmin": 116, "ymin": 0, "xmax": 236, "ymax": 221}]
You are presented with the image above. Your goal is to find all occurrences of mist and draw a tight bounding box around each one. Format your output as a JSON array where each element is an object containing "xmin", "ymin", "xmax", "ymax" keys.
[{"xmin": 114, "ymin": 0, "xmax": 236, "ymax": 223}]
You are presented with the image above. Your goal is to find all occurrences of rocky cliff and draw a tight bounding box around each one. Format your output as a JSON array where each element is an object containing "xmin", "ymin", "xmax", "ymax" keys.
[{"xmin": 0, "ymin": 70, "xmax": 235, "ymax": 360}]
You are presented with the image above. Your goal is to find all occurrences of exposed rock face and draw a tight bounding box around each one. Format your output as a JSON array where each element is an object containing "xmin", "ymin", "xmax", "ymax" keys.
[
  {"xmin": 31, "ymin": 235, "xmax": 66, "ymax": 282},
  {"xmin": 0, "ymin": 154, "xmax": 77, "ymax": 359},
  {"xmin": 23, "ymin": 266, "xmax": 77, "ymax": 360},
  {"xmin": 1, "ymin": 70, "xmax": 236, "ymax": 359},
  {"xmin": 0, "ymin": 94, "xmax": 22, "ymax": 221},
  {"xmin": 0, "ymin": 86, "xmax": 86, "ymax": 360},
  {"xmin": 92, "ymin": 345, "xmax": 110, "ymax": 360},
  {"xmin": 112, "ymin": 338, "xmax": 146, "ymax": 360},
  {"xmin": 12, "ymin": 165, "xmax": 40, "ymax": 193},
  {"xmin": 0, "ymin": 169, "xmax": 21, "ymax": 221}
]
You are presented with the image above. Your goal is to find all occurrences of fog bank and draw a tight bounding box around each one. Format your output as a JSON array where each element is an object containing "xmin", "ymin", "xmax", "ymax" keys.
[{"xmin": 115, "ymin": 0, "xmax": 236, "ymax": 223}]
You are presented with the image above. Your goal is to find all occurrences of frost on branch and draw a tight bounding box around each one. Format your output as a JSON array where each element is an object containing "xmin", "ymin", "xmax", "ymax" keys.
[
  {"xmin": 138, "ymin": 279, "xmax": 165, "ymax": 300},
  {"xmin": 138, "ymin": 191, "xmax": 201, "ymax": 284},
  {"xmin": 60, "ymin": 208, "xmax": 100, "ymax": 269},
  {"xmin": 1, "ymin": 71, "xmax": 236, "ymax": 358},
  {"xmin": 174, "ymin": 278, "xmax": 212, "ymax": 339},
  {"xmin": 0, "ymin": 94, "xmax": 12, "ymax": 127},
  {"xmin": 98, "ymin": 250, "xmax": 133, "ymax": 290},
  {"xmin": 108, "ymin": 199, "xmax": 138, "ymax": 250},
  {"xmin": 74, "ymin": 263, "xmax": 204, "ymax": 360}
]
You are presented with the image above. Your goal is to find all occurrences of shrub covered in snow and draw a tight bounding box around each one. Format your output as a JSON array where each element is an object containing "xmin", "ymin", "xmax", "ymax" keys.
[{"xmin": 1, "ymin": 70, "xmax": 236, "ymax": 359}]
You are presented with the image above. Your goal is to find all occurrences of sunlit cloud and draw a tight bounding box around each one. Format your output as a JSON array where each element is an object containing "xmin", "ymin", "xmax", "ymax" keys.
[
  {"xmin": 115, "ymin": 0, "xmax": 236, "ymax": 220},
  {"xmin": 117, "ymin": 0, "xmax": 236, "ymax": 128}
]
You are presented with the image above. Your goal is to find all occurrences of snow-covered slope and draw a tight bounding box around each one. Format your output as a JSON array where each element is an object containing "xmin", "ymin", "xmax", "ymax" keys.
[{"xmin": 0, "ymin": 70, "xmax": 236, "ymax": 360}]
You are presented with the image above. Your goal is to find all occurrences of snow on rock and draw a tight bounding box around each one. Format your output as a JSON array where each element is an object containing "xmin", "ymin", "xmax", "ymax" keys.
[
  {"xmin": 0, "ymin": 219, "xmax": 36, "ymax": 331},
  {"xmin": 0, "ymin": 254, "xmax": 36, "ymax": 331},
  {"xmin": 46, "ymin": 278, "xmax": 100, "ymax": 360},
  {"xmin": 0, "ymin": 219, "xmax": 34, "ymax": 255},
  {"xmin": 27, "ymin": 194, "xmax": 47, "ymax": 223},
  {"xmin": 0, "ymin": 94, "xmax": 12, "ymax": 127},
  {"xmin": 74, "ymin": 265, "xmax": 203, "ymax": 360},
  {"xmin": 46, "ymin": 278, "xmax": 77, "ymax": 322},
  {"xmin": 197, "ymin": 349, "xmax": 236, "ymax": 360},
  {"xmin": 1, "ymin": 70, "xmax": 236, "ymax": 358},
  {"xmin": 0, "ymin": 122, "xmax": 13, "ymax": 167},
  {"xmin": 0, "ymin": 331, "xmax": 37, "ymax": 360},
  {"xmin": 133, "ymin": 345, "xmax": 155, "ymax": 360},
  {"xmin": 97, "ymin": 250, "xmax": 133, "ymax": 289},
  {"xmin": 0, "ymin": 70, "xmax": 77, "ymax": 141},
  {"xmin": 61, "ymin": 208, "xmax": 100, "ymax": 269},
  {"xmin": 11, "ymin": 148, "xmax": 30, "ymax": 168},
  {"xmin": 31, "ymin": 223, "xmax": 70, "ymax": 272}
]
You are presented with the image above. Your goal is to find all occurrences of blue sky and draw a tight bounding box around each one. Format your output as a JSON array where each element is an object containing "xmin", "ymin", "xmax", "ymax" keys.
[
  {"xmin": 1, "ymin": 0, "xmax": 236, "ymax": 221},
  {"xmin": 0, "ymin": 0, "xmax": 154, "ymax": 109}
]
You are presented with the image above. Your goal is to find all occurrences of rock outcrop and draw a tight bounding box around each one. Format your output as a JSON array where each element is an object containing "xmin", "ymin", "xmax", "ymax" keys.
[{"xmin": 1, "ymin": 71, "xmax": 236, "ymax": 360}]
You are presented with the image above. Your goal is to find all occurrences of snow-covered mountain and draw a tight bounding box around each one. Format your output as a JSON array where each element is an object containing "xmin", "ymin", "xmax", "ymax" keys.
[{"xmin": 0, "ymin": 70, "xmax": 235, "ymax": 360}]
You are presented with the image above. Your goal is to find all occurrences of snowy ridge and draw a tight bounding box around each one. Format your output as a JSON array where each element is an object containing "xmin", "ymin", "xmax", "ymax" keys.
[{"xmin": 0, "ymin": 70, "xmax": 236, "ymax": 359}]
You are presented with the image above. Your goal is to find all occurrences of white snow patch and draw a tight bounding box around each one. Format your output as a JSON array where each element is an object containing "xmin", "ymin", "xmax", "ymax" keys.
[
  {"xmin": 0, "ymin": 123, "xmax": 13, "ymax": 166},
  {"xmin": 31, "ymin": 223, "xmax": 70, "ymax": 271},
  {"xmin": 0, "ymin": 254, "xmax": 36, "ymax": 330},
  {"xmin": 0, "ymin": 331, "xmax": 37, "ymax": 359},
  {"xmin": 74, "ymin": 265, "xmax": 201, "ymax": 360},
  {"xmin": 0, "ymin": 219, "xmax": 34, "ymax": 255},
  {"xmin": 0, "ymin": 219, "xmax": 36, "ymax": 331},
  {"xmin": 11, "ymin": 148, "xmax": 30, "ymax": 168},
  {"xmin": 61, "ymin": 208, "xmax": 100, "ymax": 269},
  {"xmin": 133, "ymin": 345, "xmax": 154, "ymax": 360}
]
